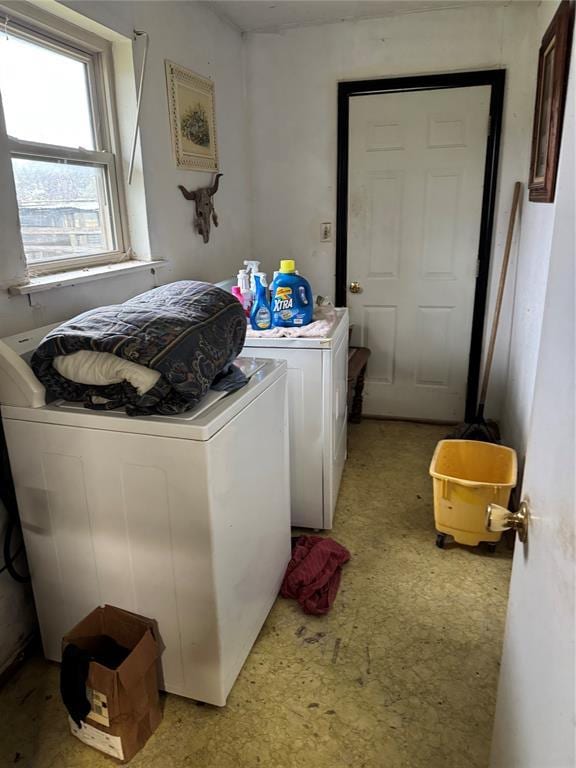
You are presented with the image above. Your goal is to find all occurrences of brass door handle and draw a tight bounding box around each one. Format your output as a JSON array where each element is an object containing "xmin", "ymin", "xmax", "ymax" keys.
[
  {"xmin": 349, "ymin": 281, "xmax": 362, "ymax": 294},
  {"xmin": 486, "ymin": 501, "xmax": 529, "ymax": 543}
]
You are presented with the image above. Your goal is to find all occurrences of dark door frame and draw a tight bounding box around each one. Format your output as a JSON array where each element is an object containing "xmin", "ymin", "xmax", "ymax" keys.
[{"xmin": 336, "ymin": 69, "xmax": 505, "ymax": 422}]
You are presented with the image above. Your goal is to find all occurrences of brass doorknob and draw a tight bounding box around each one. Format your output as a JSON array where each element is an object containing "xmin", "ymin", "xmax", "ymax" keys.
[
  {"xmin": 349, "ymin": 281, "xmax": 362, "ymax": 294},
  {"xmin": 486, "ymin": 501, "xmax": 529, "ymax": 543}
]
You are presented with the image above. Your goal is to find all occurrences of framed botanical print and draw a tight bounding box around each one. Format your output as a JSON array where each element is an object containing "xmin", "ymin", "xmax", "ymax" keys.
[
  {"xmin": 528, "ymin": 0, "xmax": 574, "ymax": 202},
  {"xmin": 165, "ymin": 61, "xmax": 219, "ymax": 171}
]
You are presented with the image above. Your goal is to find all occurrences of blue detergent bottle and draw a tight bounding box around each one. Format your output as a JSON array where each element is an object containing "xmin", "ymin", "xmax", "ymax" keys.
[
  {"xmin": 250, "ymin": 272, "xmax": 272, "ymax": 330},
  {"xmin": 271, "ymin": 260, "xmax": 314, "ymax": 327}
]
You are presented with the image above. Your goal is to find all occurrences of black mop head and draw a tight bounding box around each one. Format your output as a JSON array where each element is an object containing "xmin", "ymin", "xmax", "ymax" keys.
[{"xmin": 446, "ymin": 418, "xmax": 500, "ymax": 443}]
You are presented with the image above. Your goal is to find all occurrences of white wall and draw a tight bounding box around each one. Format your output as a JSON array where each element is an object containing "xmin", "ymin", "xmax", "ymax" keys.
[
  {"xmin": 245, "ymin": 1, "xmax": 543, "ymax": 421},
  {"xmin": 491, "ymin": 29, "xmax": 574, "ymax": 766},
  {"xmin": 0, "ymin": 0, "xmax": 251, "ymax": 674},
  {"xmin": 500, "ymin": 0, "xmax": 560, "ymax": 468}
]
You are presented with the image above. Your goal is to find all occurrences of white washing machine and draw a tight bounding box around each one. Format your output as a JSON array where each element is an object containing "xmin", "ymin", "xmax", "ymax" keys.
[
  {"xmin": 242, "ymin": 308, "xmax": 349, "ymax": 530},
  {"xmin": 0, "ymin": 324, "xmax": 291, "ymax": 706}
]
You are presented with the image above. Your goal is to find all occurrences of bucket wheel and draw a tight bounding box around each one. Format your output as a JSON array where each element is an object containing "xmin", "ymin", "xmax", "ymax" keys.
[{"xmin": 435, "ymin": 533, "xmax": 446, "ymax": 549}]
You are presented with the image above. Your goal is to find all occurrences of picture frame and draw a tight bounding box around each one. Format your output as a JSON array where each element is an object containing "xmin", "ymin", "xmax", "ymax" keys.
[
  {"xmin": 165, "ymin": 60, "xmax": 219, "ymax": 172},
  {"xmin": 528, "ymin": 0, "xmax": 574, "ymax": 202}
]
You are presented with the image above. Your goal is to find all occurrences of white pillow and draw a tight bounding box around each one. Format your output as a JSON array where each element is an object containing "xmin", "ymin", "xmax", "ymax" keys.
[{"xmin": 53, "ymin": 351, "xmax": 161, "ymax": 395}]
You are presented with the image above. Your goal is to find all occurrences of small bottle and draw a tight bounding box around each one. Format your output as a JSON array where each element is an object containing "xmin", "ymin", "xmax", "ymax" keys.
[
  {"xmin": 237, "ymin": 268, "xmax": 252, "ymax": 315},
  {"xmin": 231, "ymin": 285, "xmax": 244, "ymax": 307},
  {"xmin": 243, "ymin": 260, "xmax": 261, "ymax": 296},
  {"xmin": 250, "ymin": 273, "xmax": 272, "ymax": 330}
]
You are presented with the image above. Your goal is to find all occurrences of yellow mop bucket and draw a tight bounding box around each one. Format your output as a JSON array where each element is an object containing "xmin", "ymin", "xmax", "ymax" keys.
[{"xmin": 429, "ymin": 440, "xmax": 517, "ymax": 549}]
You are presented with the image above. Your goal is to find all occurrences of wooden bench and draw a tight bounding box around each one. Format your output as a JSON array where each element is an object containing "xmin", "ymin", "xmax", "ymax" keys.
[{"xmin": 347, "ymin": 347, "xmax": 371, "ymax": 423}]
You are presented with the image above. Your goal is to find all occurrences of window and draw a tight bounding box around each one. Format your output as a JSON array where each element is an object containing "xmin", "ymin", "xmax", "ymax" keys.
[{"xmin": 0, "ymin": 19, "xmax": 128, "ymax": 274}]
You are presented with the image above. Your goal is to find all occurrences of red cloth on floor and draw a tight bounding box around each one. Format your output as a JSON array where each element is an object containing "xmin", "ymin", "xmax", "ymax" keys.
[{"xmin": 280, "ymin": 536, "xmax": 350, "ymax": 615}]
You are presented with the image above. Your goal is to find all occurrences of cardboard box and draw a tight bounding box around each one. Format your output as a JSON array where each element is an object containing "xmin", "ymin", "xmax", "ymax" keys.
[{"xmin": 62, "ymin": 605, "xmax": 162, "ymax": 763}]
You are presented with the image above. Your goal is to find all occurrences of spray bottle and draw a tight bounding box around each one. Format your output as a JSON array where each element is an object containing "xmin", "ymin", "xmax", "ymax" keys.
[{"xmin": 250, "ymin": 272, "xmax": 272, "ymax": 330}]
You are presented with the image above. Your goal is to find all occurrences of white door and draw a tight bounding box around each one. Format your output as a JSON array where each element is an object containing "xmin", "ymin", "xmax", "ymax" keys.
[
  {"xmin": 347, "ymin": 86, "xmax": 491, "ymax": 420},
  {"xmin": 490, "ymin": 63, "xmax": 574, "ymax": 767}
]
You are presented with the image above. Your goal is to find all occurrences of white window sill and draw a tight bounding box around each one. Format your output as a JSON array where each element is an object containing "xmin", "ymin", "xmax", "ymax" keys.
[{"xmin": 8, "ymin": 259, "xmax": 167, "ymax": 296}]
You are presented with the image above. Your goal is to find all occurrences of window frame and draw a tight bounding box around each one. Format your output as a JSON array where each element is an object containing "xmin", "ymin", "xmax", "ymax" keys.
[{"xmin": 1, "ymin": 13, "xmax": 131, "ymax": 276}]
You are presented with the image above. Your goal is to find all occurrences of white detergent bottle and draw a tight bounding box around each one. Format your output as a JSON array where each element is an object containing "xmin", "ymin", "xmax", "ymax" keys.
[
  {"xmin": 243, "ymin": 260, "xmax": 261, "ymax": 296},
  {"xmin": 237, "ymin": 269, "xmax": 252, "ymax": 313}
]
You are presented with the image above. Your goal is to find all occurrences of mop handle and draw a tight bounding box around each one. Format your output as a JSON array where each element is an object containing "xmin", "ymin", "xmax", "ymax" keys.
[{"xmin": 478, "ymin": 181, "xmax": 522, "ymax": 409}]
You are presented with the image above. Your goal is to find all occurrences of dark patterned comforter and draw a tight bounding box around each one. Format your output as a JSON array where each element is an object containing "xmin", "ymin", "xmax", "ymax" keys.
[{"xmin": 31, "ymin": 281, "xmax": 248, "ymax": 415}]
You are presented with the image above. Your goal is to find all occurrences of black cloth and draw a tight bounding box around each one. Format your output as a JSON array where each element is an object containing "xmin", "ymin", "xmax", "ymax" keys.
[
  {"xmin": 60, "ymin": 644, "xmax": 91, "ymax": 727},
  {"xmin": 60, "ymin": 636, "xmax": 130, "ymax": 726}
]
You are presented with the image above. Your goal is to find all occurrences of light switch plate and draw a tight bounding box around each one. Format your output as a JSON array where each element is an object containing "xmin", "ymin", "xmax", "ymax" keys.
[{"xmin": 320, "ymin": 222, "xmax": 332, "ymax": 242}]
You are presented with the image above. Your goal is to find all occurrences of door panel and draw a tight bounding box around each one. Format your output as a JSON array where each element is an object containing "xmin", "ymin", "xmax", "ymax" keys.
[
  {"xmin": 422, "ymin": 171, "xmax": 461, "ymax": 277},
  {"xmin": 347, "ymin": 86, "xmax": 491, "ymax": 420},
  {"xmin": 415, "ymin": 306, "xmax": 453, "ymax": 386},
  {"xmin": 362, "ymin": 305, "xmax": 396, "ymax": 383},
  {"xmin": 368, "ymin": 173, "xmax": 402, "ymax": 276}
]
